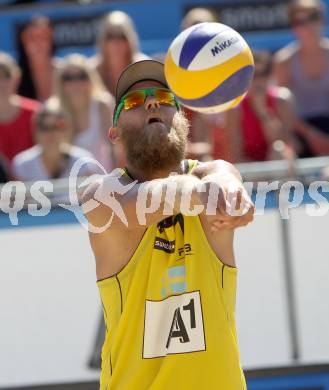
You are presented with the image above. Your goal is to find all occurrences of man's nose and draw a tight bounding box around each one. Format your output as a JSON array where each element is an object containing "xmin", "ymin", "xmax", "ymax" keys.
[{"xmin": 144, "ymin": 96, "xmax": 160, "ymax": 111}]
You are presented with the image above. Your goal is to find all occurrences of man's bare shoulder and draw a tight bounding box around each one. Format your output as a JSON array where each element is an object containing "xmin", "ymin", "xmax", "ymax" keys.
[
  {"xmin": 81, "ymin": 169, "xmax": 137, "ymax": 231},
  {"xmin": 81, "ymin": 176, "xmax": 102, "ymax": 206},
  {"xmin": 82, "ymin": 173, "xmax": 147, "ymax": 279}
]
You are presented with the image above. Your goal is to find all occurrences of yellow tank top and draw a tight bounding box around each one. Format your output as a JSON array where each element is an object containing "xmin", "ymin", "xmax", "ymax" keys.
[{"xmin": 97, "ymin": 160, "xmax": 246, "ymax": 390}]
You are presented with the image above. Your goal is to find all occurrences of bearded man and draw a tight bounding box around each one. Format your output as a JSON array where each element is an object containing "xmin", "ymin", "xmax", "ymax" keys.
[{"xmin": 82, "ymin": 60, "xmax": 254, "ymax": 390}]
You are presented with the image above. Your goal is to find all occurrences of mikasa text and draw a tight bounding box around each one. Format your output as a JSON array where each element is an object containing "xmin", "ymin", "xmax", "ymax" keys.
[{"xmin": 211, "ymin": 36, "xmax": 239, "ymax": 56}]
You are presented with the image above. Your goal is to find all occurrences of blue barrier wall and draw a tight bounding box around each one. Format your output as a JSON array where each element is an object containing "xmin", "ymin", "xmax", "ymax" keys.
[
  {"xmin": 1, "ymin": 0, "xmax": 329, "ymax": 59},
  {"xmin": 247, "ymin": 369, "xmax": 329, "ymax": 390}
]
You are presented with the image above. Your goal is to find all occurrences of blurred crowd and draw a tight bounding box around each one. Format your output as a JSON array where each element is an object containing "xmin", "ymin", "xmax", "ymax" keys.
[{"xmin": 0, "ymin": 0, "xmax": 329, "ymax": 184}]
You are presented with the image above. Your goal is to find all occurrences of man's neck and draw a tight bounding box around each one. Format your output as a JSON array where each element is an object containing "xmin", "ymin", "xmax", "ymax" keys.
[{"xmin": 125, "ymin": 162, "xmax": 183, "ymax": 182}]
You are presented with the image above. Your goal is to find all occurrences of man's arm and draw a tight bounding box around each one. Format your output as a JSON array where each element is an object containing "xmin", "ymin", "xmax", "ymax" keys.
[
  {"xmin": 82, "ymin": 161, "xmax": 254, "ymax": 232},
  {"xmin": 192, "ymin": 160, "xmax": 254, "ymax": 231},
  {"xmin": 81, "ymin": 172, "xmax": 203, "ymax": 231}
]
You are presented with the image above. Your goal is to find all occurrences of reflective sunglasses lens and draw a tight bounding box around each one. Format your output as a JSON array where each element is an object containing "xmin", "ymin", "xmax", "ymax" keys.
[
  {"xmin": 155, "ymin": 89, "xmax": 175, "ymax": 105},
  {"xmin": 123, "ymin": 91, "xmax": 146, "ymax": 110},
  {"xmin": 40, "ymin": 126, "xmax": 62, "ymax": 132},
  {"xmin": 293, "ymin": 12, "xmax": 321, "ymax": 26},
  {"xmin": 105, "ymin": 33, "xmax": 127, "ymax": 41},
  {"xmin": 62, "ymin": 73, "xmax": 88, "ymax": 82}
]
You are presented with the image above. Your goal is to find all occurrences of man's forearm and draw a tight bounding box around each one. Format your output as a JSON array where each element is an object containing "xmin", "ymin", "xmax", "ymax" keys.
[
  {"xmin": 83, "ymin": 160, "xmax": 250, "ymax": 231},
  {"xmin": 86, "ymin": 173, "xmax": 205, "ymax": 229}
]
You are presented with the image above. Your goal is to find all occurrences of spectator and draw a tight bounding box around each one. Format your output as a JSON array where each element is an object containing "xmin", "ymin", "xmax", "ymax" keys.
[
  {"xmin": 0, "ymin": 153, "xmax": 9, "ymax": 183},
  {"xmin": 226, "ymin": 51, "xmax": 296, "ymax": 162},
  {"xmin": 12, "ymin": 100, "xmax": 93, "ymax": 181},
  {"xmin": 53, "ymin": 54, "xmax": 116, "ymax": 171},
  {"xmin": 274, "ymin": 0, "xmax": 329, "ymax": 157},
  {"xmin": 0, "ymin": 52, "xmax": 39, "ymax": 162},
  {"xmin": 181, "ymin": 7, "xmax": 218, "ymax": 30},
  {"xmin": 185, "ymin": 106, "xmax": 231, "ymax": 162},
  {"xmin": 91, "ymin": 11, "xmax": 148, "ymax": 96},
  {"xmin": 17, "ymin": 16, "xmax": 54, "ymax": 101}
]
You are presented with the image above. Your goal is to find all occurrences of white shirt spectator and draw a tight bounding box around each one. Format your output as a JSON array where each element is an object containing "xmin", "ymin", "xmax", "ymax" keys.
[{"xmin": 12, "ymin": 144, "xmax": 94, "ymax": 181}]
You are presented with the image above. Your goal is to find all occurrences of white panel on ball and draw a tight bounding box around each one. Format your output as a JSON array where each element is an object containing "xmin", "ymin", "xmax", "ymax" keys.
[{"xmin": 188, "ymin": 29, "xmax": 248, "ymax": 70}]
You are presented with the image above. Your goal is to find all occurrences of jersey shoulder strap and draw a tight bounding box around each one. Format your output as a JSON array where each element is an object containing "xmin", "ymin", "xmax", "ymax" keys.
[
  {"xmin": 122, "ymin": 160, "xmax": 198, "ymax": 179},
  {"xmin": 182, "ymin": 159, "xmax": 198, "ymax": 174}
]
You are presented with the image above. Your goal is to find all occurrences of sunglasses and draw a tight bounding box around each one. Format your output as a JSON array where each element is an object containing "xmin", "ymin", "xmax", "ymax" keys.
[
  {"xmin": 39, "ymin": 125, "xmax": 64, "ymax": 133},
  {"xmin": 38, "ymin": 117, "xmax": 66, "ymax": 132},
  {"xmin": 61, "ymin": 72, "xmax": 89, "ymax": 82},
  {"xmin": 292, "ymin": 11, "xmax": 322, "ymax": 27},
  {"xmin": 113, "ymin": 87, "xmax": 180, "ymax": 126},
  {"xmin": 105, "ymin": 32, "xmax": 127, "ymax": 41}
]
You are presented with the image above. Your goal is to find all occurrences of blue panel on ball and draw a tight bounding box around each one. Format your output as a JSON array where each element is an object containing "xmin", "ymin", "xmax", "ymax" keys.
[
  {"xmin": 179, "ymin": 23, "xmax": 222, "ymax": 69},
  {"xmin": 177, "ymin": 65, "xmax": 254, "ymax": 107}
]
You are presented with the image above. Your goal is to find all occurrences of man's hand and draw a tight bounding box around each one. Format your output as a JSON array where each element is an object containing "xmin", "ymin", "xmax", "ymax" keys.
[
  {"xmin": 201, "ymin": 174, "xmax": 254, "ymax": 231},
  {"xmin": 193, "ymin": 161, "xmax": 254, "ymax": 231}
]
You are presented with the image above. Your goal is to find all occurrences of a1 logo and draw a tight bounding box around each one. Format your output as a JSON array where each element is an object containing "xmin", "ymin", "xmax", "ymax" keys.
[{"xmin": 143, "ymin": 291, "xmax": 206, "ymax": 358}]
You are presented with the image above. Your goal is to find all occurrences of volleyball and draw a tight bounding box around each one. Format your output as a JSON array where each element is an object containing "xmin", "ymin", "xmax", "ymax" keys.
[{"xmin": 164, "ymin": 22, "xmax": 254, "ymax": 113}]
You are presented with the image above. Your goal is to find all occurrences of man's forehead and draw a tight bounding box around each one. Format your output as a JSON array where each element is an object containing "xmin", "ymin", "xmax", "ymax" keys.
[{"xmin": 127, "ymin": 80, "xmax": 166, "ymax": 91}]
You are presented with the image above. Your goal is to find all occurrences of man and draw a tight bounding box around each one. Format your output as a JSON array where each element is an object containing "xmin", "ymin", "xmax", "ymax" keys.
[
  {"xmin": 83, "ymin": 60, "xmax": 254, "ymax": 389},
  {"xmin": 226, "ymin": 50, "xmax": 296, "ymax": 162}
]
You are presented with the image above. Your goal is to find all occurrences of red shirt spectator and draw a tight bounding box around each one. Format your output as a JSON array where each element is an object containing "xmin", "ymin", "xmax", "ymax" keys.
[
  {"xmin": 0, "ymin": 52, "xmax": 39, "ymax": 163},
  {"xmin": 226, "ymin": 51, "xmax": 296, "ymax": 163},
  {"xmin": 239, "ymin": 89, "xmax": 277, "ymax": 161},
  {"xmin": 0, "ymin": 96, "xmax": 39, "ymax": 162},
  {"xmin": 184, "ymin": 108, "xmax": 231, "ymax": 162}
]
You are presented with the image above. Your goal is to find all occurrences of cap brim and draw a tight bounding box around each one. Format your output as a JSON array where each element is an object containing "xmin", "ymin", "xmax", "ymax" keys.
[{"xmin": 115, "ymin": 60, "xmax": 168, "ymax": 104}]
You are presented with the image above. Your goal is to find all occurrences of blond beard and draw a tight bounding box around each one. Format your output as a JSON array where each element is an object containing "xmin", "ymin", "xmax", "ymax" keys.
[{"xmin": 120, "ymin": 111, "xmax": 189, "ymax": 175}]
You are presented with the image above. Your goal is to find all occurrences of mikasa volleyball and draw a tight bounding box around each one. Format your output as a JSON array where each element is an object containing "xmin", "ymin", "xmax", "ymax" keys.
[{"xmin": 164, "ymin": 22, "xmax": 254, "ymax": 113}]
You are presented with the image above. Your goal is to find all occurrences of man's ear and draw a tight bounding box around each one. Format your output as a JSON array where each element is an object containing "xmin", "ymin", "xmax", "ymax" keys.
[{"xmin": 108, "ymin": 126, "xmax": 120, "ymax": 144}]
